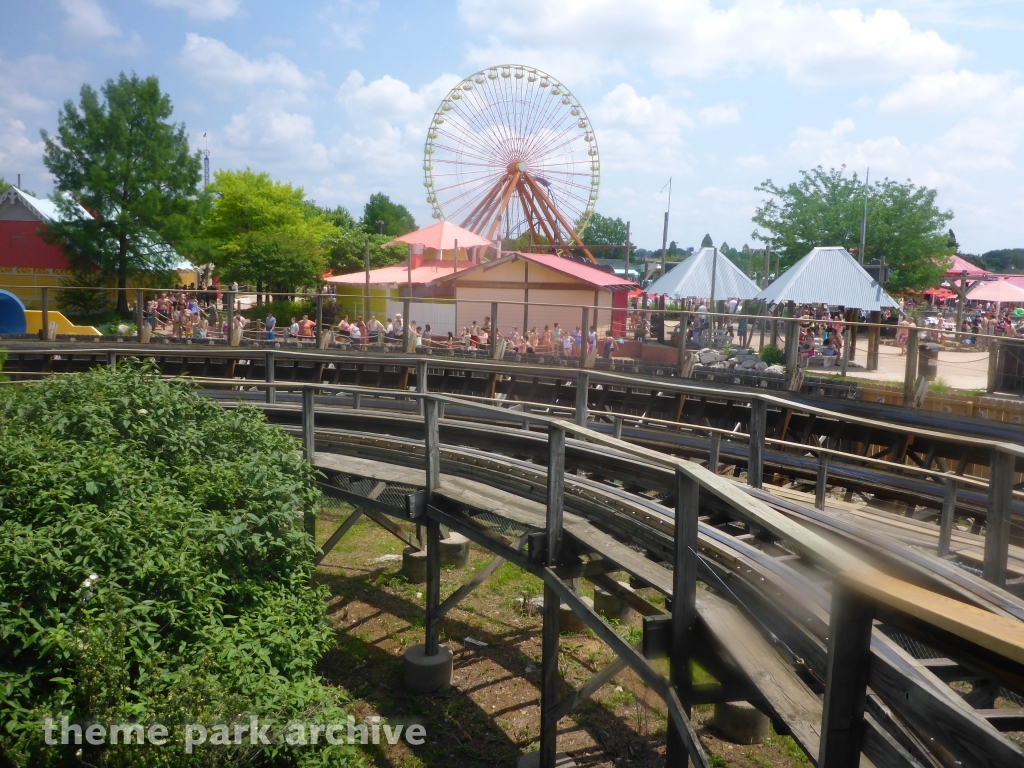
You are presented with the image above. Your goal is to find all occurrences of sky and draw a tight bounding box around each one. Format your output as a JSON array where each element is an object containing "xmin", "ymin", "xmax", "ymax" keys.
[{"xmin": 2, "ymin": 0, "xmax": 1023, "ymax": 254}]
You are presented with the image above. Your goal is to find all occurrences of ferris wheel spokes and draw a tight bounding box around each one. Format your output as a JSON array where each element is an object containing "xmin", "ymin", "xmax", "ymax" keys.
[{"xmin": 423, "ymin": 65, "xmax": 600, "ymax": 258}]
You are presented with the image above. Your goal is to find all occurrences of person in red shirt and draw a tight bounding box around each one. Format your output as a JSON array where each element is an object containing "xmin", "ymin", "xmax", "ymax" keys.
[{"xmin": 297, "ymin": 314, "xmax": 315, "ymax": 337}]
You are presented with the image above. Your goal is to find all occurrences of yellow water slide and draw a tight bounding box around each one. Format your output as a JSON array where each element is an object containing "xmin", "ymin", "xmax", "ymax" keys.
[{"xmin": 24, "ymin": 311, "xmax": 101, "ymax": 336}]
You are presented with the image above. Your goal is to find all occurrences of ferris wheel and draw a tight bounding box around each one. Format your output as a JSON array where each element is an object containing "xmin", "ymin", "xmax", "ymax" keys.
[{"xmin": 423, "ymin": 65, "xmax": 600, "ymax": 260}]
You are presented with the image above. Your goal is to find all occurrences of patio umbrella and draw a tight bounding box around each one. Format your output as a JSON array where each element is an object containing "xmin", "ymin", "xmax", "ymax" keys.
[
  {"xmin": 383, "ymin": 221, "xmax": 493, "ymax": 251},
  {"xmin": 967, "ymin": 279, "xmax": 1024, "ymax": 303}
]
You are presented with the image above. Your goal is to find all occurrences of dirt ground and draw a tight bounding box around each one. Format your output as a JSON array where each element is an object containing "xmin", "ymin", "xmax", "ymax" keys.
[{"xmin": 314, "ymin": 499, "xmax": 812, "ymax": 768}]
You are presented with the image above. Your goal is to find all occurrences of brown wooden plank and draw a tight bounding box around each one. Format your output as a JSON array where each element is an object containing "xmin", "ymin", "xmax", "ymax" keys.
[
  {"xmin": 696, "ymin": 589, "xmax": 824, "ymax": 762},
  {"xmin": 842, "ymin": 569, "xmax": 1024, "ymax": 665}
]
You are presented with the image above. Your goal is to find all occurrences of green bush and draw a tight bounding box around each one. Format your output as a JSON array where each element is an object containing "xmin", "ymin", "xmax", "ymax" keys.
[
  {"xmin": 55, "ymin": 270, "xmax": 112, "ymax": 316},
  {"xmin": 759, "ymin": 344, "xmax": 785, "ymax": 366},
  {"xmin": 242, "ymin": 299, "xmax": 316, "ymax": 325},
  {"xmin": 0, "ymin": 363, "xmax": 362, "ymax": 767}
]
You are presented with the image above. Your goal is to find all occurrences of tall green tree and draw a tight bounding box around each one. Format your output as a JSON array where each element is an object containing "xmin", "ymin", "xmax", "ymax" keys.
[
  {"xmin": 582, "ymin": 212, "xmax": 627, "ymax": 245},
  {"xmin": 325, "ymin": 229, "xmax": 411, "ymax": 275},
  {"xmin": 310, "ymin": 202, "xmax": 357, "ymax": 230},
  {"xmin": 360, "ymin": 192, "xmax": 416, "ymax": 236},
  {"xmin": 581, "ymin": 212, "xmax": 630, "ymax": 259},
  {"xmin": 700, "ymin": 233, "xmax": 714, "ymax": 248},
  {"xmin": 41, "ymin": 73, "xmax": 201, "ymax": 312},
  {"xmin": 201, "ymin": 169, "xmax": 334, "ymax": 299},
  {"xmin": 751, "ymin": 166, "xmax": 953, "ymax": 290}
]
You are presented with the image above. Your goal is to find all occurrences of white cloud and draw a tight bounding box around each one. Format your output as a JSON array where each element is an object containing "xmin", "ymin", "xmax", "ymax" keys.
[
  {"xmin": 216, "ymin": 105, "xmax": 330, "ymax": 180},
  {"xmin": 459, "ymin": 0, "xmax": 963, "ymax": 85},
  {"xmin": 146, "ymin": 0, "xmax": 241, "ymax": 21},
  {"xmin": 0, "ymin": 114, "xmax": 46, "ymax": 181},
  {"xmin": 588, "ymin": 84, "xmax": 693, "ymax": 174},
  {"xmin": 735, "ymin": 154, "xmax": 769, "ymax": 169},
  {"xmin": 336, "ymin": 70, "xmax": 460, "ymax": 125},
  {"xmin": 322, "ymin": 0, "xmax": 379, "ymax": 50},
  {"xmin": 59, "ymin": 0, "xmax": 121, "ymax": 40},
  {"xmin": 58, "ymin": 0, "xmax": 144, "ymax": 55},
  {"xmin": 180, "ymin": 34, "xmax": 312, "ymax": 92},
  {"xmin": 592, "ymin": 84, "xmax": 692, "ymax": 131},
  {"xmin": 788, "ymin": 118, "xmax": 910, "ymax": 171},
  {"xmin": 879, "ymin": 69, "xmax": 1014, "ymax": 112},
  {"xmin": 698, "ymin": 104, "xmax": 741, "ymax": 126}
]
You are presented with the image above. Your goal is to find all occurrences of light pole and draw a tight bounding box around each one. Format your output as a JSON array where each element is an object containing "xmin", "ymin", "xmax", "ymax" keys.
[{"xmin": 660, "ymin": 177, "xmax": 672, "ymax": 276}]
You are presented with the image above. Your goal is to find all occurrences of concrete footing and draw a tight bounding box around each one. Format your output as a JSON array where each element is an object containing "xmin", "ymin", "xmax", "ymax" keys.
[
  {"xmin": 402, "ymin": 643, "xmax": 453, "ymax": 694},
  {"xmin": 439, "ymin": 532, "xmax": 471, "ymax": 567},
  {"xmin": 402, "ymin": 547, "xmax": 427, "ymax": 583},
  {"xmin": 517, "ymin": 752, "xmax": 577, "ymax": 768},
  {"xmin": 558, "ymin": 596, "xmax": 594, "ymax": 633},
  {"xmin": 712, "ymin": 701, "xmax": 770, "ymax": 744},
  {"xmin": 402, "ymin": 534, "xmax": 471, "ymax": 583},
  {"xmin": 594, "ymin": 581, "xmax": 635, "ymax": 623}
]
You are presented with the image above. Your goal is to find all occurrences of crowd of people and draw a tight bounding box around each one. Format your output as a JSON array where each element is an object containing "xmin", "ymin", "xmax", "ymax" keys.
[
  {"xmin": 328, "ymin": 314, "xmax": 620, "ymax": 359},
  {"xmin": 145, "ymin": 291, "xmax": 220, "ymax": 339}
]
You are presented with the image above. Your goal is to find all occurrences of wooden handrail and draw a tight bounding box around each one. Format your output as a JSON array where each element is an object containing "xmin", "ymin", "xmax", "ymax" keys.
[{"xmin": 840, "ymin": 567, "xmax": 1024, "ymax": 666}]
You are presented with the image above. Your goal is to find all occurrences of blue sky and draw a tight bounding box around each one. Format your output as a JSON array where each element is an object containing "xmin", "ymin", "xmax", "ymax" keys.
[{"xmin": 2, "ymin": 0, "xmax": 1023, "ymax": 253}]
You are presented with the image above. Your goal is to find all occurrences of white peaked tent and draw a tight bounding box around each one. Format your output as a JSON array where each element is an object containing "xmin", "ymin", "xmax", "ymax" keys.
[
  {"xmin": 647, "ymin": 247, "xmax": 760, "ymax": 300},
  {"xmin": 756, "ymin": 247, "xmax": 899, "ymax": 311}
]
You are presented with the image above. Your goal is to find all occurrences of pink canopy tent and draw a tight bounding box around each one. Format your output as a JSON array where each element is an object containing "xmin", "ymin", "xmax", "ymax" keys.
[
  {"xmin": 383, "ymin": 221, "xmax": 493, "ymax": 251},
  {"xmin": 945, "ymin": 255, "xmax": 989, "ymax": 278},
  {"xmin": 967, "ymin": 279, "xmax": 1024, "ymax": 303}
]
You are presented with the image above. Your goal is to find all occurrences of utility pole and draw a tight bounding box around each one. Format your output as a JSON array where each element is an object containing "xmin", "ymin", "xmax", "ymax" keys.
[
  {"xmin": 624, "ymin": 221, "xmax": 631, "ymax": 282},
  {"xmin": 660, "ymin": 177, "xmax": 672, "ymax": 276},
  {"xmin": 364, "ymin": 238, "xmax": 370, "ymax": 320},
  {"xmin": 858, "ymin": 168, "xmax": 870, "ymax": 265},
  {"xmin": 710, "ymin": 247, "xmax": 719, "ymax": 315}
]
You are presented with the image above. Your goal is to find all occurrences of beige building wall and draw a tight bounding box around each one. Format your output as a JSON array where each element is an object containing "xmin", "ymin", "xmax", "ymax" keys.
[
  {"xmin": 525, "ymin": 289, "xmax": 613, "ymax": 337},
  {"xmin": 455, "ymin": 287, "xmax": 524, "ymax": 334}
]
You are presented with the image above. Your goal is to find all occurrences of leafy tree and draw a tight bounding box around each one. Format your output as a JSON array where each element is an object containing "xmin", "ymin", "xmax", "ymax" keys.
[
  {"xmin": 700, "ymin": 233, "xmax": 714, "ymax": 248},
  {"xmin": 325, "ymin": 228, "xmax": 411, "ymax": 275},
  {"xmin": 581, "ymin": 212, "xmax": 632, "ymax": 260},
  {"xmin": 751, "ymin": 166, "xmax": 953, "ymax": 291},
  {"xmin": 667, "ymin": 240, "xmax": 685, "ymax": 259},
  {"xmin": 309, "ymin": 203, "xmax": 358, "ymax": 230},
  {"xmin": 360, "ymin": 193, "xmax": 416, "ymax": 237},
  {"xmin": 202, "ymin": 169, "xmax": 334, "ymax": 299},
  {"xmin": 55, "ymin": 269, "xmax": 112, "ymax": 315},
  {"xmin": 41, "ymin": 73, "xmax": 201, "ymax": 313},
  {"xmin": 0, "ymin": 363, "xmax": 359, "ymax": 766},
  {"xmin": 582, "ymin": 212, "xmax": 627, "ymax": 245}
]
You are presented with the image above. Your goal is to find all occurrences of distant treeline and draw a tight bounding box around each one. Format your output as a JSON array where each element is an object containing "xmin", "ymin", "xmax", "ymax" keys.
[{"xmin": 962, "ymin": 249, "xmax": 1024, "ymax": 272}]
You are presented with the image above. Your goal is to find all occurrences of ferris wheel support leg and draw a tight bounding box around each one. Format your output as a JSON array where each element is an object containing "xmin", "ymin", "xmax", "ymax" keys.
[
  {"xmin": 484, "ymin": 172, "xmax": 521, "ymax": 244},
  {"xmin": 523, "ymin": 174, "xmax": 596, "ymax": 262}
]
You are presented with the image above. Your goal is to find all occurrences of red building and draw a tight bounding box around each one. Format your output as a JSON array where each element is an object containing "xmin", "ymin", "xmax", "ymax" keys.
[{"xmin": 0, "ymin": 186, "xmax": 87, "ymax": 309}]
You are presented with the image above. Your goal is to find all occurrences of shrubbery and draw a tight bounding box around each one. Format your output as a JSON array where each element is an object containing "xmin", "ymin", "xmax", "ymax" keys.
[
  {"xmin": 0, "ymin": 363, "xmax": 361, "ymax": 767},
  {"xmin": 759, "ymin": 344, "xmax": 785, "ymax": 366}
]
